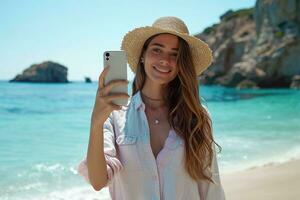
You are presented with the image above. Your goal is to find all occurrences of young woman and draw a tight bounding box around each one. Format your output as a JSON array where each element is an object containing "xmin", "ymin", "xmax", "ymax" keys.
[{"xmin": 78, "ymin": 16, "xmax": 225, "ymax": 200}]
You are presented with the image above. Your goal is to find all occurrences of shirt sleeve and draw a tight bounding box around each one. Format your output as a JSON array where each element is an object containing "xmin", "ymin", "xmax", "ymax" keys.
[
  {"xmin": 197, "ymin": 144, "xmax": 226, "ymax": 200},
  {"xmin": 77, "ymin": 112, "xmax": 123, "ymax": 187}
]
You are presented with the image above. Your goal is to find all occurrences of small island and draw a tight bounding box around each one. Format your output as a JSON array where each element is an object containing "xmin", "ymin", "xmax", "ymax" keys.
[
  {"xmin": 10, "ymin": 61, "xmax": 69, "ymax": 83},
  {"xmin": 84, "ymin": 77, "xmax": 92, "ymax": 83}
]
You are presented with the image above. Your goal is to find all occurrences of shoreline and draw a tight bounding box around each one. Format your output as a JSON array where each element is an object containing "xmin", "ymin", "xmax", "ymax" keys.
[{"xmin": 221, "ymin": 158, "xmax": 300, "ymax": 200}]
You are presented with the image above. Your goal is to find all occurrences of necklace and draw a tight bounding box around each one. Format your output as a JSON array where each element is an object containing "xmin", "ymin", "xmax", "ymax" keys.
[
  {"xmin": 149, "ymin": 109, "xmax": 160, "ymax": 125},
  {"xmin": 141, "ymin": 92, "xmax": 165, "ymax": 125},
  {"xmin": 141, "ymin": 92, "xmax": 164, "ymax": 101}
]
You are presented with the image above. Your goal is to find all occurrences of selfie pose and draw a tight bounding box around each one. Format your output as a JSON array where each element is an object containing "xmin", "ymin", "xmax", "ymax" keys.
[{"xmin": 78, "ymin": 16, "xmax": 225, "ymax": 200}]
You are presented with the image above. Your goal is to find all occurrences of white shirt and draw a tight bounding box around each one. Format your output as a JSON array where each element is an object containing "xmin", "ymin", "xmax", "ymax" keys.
[{"xmin": 78, "ymin": 91, "xmax": 226, "ymax": 200}]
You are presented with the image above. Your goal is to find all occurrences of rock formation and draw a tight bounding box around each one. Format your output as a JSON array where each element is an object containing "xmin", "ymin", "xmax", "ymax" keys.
[
  {"xmin": 85, "ymin": 77, "xmax": 92, "ymax": 83},
  {"xmin": 197, "ymin": 0, "xmax": 300, "ymax": 89},
  {"xmin": 10, "ymin": 61, "xmax": 69, "ymax": 83}
]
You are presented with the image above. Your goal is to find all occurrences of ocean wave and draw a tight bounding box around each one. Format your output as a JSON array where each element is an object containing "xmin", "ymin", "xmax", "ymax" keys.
[
  {"xmin": 3, "ymin": 163, "xmax": 74, "ymax": 184},
  {"xmin": 221, "ymin": 145, "xmax": 300, "ymax": 174},
  {"xmin": 34, "ymin": 163, "xmax": 66, "ymax": 173},
  {"xmin": 3, "ymin": 107, "xmax": 51, "ymax": 115},
  {"xmin": 1, "ymin": 186, "xmax": 111, "ymax": 200}
]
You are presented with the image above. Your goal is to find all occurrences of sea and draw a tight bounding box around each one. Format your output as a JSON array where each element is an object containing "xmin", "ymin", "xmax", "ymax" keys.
[{"xmin": 0, "ymin": 80, "xmax": 299, "ymax": 200}]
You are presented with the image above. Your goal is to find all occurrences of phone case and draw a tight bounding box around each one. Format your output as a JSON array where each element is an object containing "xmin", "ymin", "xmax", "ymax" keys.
[{"xmin": 103, "ymin": 50, "xmax": 128, "ymax": 106}]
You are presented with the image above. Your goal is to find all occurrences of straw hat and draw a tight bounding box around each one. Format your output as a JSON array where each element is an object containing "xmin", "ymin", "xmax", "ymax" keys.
[{"xmin": 121, "ymin": 16, "xmax": 213, "ymax": 75}]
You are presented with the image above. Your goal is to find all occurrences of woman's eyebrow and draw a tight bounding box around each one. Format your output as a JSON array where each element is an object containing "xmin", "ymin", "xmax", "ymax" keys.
[{"xmin": 150, "ymin": 43, "xmax": 178, "ymax": 51}]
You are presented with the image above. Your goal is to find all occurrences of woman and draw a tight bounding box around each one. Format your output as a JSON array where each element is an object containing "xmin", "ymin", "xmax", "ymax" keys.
[{"xmin": 78, "ymin": 16, "xmax": 225, "ymax": 200}]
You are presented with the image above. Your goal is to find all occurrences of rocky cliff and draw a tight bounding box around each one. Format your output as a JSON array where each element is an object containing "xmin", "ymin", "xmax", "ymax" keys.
[
  {"xmin": 10, "ymin": 61, "xmax": 69, "ymax": 83},
  {"xmin": 197, "ymin": 0, "xmax": 300, "ymax": 89}
]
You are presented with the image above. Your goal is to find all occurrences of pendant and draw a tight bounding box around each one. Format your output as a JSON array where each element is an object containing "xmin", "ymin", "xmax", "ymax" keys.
[{"xmin": 154, "ymin": 119, "xmax": 159, "ymax": 125}]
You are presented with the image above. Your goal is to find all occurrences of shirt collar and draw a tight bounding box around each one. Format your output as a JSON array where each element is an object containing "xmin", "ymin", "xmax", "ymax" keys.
[{"xmin": 132, "ymin": 91, "xmax": 145, "ymax": 111}]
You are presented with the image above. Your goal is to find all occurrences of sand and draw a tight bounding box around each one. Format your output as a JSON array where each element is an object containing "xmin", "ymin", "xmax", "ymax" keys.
[{"xmin": 221, "ymin": 159, "xmax": 300, "ymax": 200}]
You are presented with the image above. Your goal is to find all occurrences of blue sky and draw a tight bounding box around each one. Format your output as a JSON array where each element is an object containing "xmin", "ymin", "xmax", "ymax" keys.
[{"xmin": 0, "ymin": 0, "xmax": 256, "ymax": 81}]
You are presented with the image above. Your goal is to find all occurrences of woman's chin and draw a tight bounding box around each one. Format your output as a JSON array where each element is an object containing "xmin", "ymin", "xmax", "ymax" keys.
[{"xmin": 148, "ymin": 75, "xmax": 175, "ymax": 85}]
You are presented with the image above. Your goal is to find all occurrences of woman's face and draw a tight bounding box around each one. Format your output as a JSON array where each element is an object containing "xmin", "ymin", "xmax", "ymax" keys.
[{"xmin": 142, "ymin": 34, "xmax": 179, "ymax": 85}]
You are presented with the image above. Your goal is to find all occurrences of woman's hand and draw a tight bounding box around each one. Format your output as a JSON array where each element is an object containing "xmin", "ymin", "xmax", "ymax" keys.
[{"xmin": 91, "ymin": 66, "xmax": 129, "ymax": 125}]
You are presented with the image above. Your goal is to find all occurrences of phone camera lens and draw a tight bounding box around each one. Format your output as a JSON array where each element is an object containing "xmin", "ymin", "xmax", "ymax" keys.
[
  {"xmin": 106, "ymin": 52, "xmax": 110, "ymax": 57},
  {"xmin": 106, "ymin": 57, "xmax": 109, "ymax": 61}
]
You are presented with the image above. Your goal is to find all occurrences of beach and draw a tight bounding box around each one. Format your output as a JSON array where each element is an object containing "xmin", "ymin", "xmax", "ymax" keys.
[
  {"xmin": 1, "ymin": 0, "xmax": 300, "ymax": 198},
  {"xmin": 221, "ymin": 159, "xmax": 300, "ymax": 200}
]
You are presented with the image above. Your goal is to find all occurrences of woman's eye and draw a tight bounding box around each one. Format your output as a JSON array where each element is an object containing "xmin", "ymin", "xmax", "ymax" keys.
[
  {"xmin": 170, "ymin": 53, "xmax": 178, "ymax": 59},
  {"xmin": 153, "ymin": 48, "xmax": 161, "ymax": 53}
]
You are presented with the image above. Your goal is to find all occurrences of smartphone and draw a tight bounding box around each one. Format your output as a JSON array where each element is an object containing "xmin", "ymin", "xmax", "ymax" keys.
[{"xmin": 103, "ymin": 50, "xmax": 128, "ymax": 106}]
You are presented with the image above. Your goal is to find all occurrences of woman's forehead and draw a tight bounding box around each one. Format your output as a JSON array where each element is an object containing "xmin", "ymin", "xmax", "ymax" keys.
[{"xmin": 149, "ymin": 34, "xmax": 179, "ymax": 50}]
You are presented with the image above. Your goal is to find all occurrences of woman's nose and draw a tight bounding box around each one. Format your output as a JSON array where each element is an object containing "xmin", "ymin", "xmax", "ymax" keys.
[
  {"xmin": 159, "ymin": 55, "xmax": 170, "ymax": 66},
  {"xmin": 159, "ymin": 60, "xmax": 168, "ymax": 65}
]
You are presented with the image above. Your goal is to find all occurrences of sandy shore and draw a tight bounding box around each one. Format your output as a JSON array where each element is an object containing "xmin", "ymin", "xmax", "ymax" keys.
[{"xmin": 221, "ymin": 159, "xmax": 300, "ymax": 200}]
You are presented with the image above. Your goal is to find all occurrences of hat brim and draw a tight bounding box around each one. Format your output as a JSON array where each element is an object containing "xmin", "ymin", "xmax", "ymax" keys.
[{"xmin": 121, "ymin": 26, "xmax": 213, "ymax": 76}]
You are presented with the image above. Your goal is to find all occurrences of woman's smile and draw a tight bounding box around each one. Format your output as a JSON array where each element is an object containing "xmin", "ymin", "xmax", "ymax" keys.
[{"xmin": 153, "ymin": 65, "xmax": 171, "ymax": 74}]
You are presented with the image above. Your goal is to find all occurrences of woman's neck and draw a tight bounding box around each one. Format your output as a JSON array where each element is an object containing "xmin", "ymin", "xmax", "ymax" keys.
[{"xmin": 141, "ymin": 79, "xmax": 167, "ymax": 109}]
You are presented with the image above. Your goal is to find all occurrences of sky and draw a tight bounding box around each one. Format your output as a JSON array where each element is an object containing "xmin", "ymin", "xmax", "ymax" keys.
[{"xmin": 0, "ymin": 0, "xmax": 256, "ymax": 81}]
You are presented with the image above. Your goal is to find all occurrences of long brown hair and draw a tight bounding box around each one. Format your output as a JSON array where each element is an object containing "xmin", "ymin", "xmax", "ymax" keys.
[{"xmin": 132, "ymin": 34, "xmax": 221, "ymax": 183}]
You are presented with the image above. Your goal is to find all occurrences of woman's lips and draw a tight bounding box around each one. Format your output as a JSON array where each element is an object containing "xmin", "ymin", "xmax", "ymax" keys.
[{"xmin": 153, "ymin": 66, "xmax": 171, "ymax": 73}]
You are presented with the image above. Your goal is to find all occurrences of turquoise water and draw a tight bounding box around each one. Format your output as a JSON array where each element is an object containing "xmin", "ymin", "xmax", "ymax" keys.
[{"xmin": 0, "ymin": 81, "xmax": 299, "ymax": 199}]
